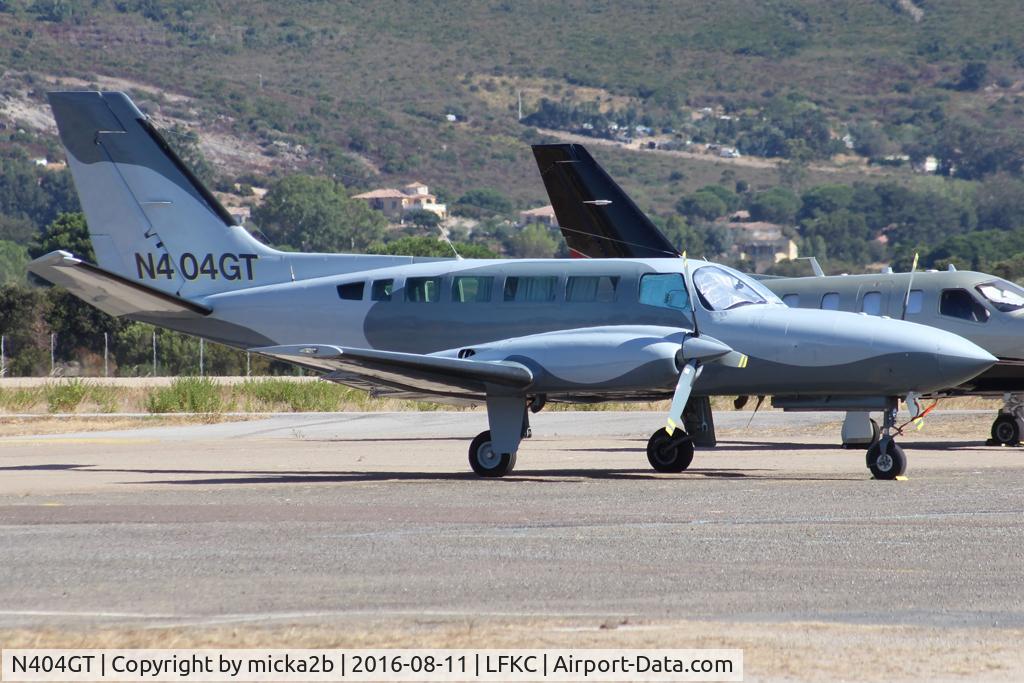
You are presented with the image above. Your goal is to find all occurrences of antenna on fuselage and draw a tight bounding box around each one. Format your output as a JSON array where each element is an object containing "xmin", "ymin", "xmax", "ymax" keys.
[
  {"xmin": 436, "ymin": 225, "xmax": 462, "ymax": 260},
  {"xmin": 900, "ymin": 252, "xmax": 920, "ymax": 320}
]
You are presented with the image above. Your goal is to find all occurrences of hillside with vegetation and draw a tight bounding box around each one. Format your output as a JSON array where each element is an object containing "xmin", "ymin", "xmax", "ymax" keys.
[{"xmin": 3, "ymin": 0, "xmax": 1024, "ymax": 374}]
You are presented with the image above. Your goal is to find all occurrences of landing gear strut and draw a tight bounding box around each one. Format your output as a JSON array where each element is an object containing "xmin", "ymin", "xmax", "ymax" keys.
[
  {"xmin": 468, "ymin": 394, "xmax": 529, "ymax": 477},
  {"xmin": 988, "ymin": 394, "xmax": 1024, "ymax": 446},
  {"xmin": 866, "ymin": 398, "xmax": 906, "ymax": 480}
]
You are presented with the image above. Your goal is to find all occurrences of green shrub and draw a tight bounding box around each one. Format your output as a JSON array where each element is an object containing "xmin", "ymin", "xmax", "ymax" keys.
[
  {"xmin": 88, "ymin": 384, "xmax": 121, "ymax": 413},
  {"xmin": 45, "ymin": 379, "xmax": 90, "ymax": 413},
  {"xmin": 0, "ymin": 387, "xmax": 43, "ymax": 412},
  {"xmin": 146, "ymin": 377, "xmax": 226, "ymax": 413}
]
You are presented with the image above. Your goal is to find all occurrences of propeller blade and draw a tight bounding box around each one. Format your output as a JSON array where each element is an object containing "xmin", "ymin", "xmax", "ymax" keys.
[
  {"xmin": 666, "ymin": 360, "xmax": 698, "ymax": 436},
  {"xmin": 719, "ymin": 350, "xmax": 749, "ymax": 368}
]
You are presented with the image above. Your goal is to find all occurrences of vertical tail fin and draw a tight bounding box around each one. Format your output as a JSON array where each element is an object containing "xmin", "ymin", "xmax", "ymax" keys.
[
  {"xmin": 532, "ymin": 143, "xmax": 679, "ymax": 259},
  {"xmin": 48, "ymin": 91, "xmax": 284, "ymax": 298}
]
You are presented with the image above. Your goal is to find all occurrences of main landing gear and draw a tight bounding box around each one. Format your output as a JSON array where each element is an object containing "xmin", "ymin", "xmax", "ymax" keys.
[
  {"xmin": 467, "ymin": 394, "xmax": 542, "ymax": 477},
  {"xmin": 865, "ymin": 398, "xmax": 907, "ymax": 480},
  {"xmin": 646, "ymin": 428, "xmax": 695, "ymax": 472},
  {"xmin": 988, "ymin": 394, "xmax": 1024, "ymax": 447}
]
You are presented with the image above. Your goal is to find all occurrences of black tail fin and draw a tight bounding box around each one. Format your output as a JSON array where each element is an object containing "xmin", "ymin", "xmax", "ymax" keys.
[{"xmin": 531, "ymin": 144, "xmax": 679, "ymax": 259}]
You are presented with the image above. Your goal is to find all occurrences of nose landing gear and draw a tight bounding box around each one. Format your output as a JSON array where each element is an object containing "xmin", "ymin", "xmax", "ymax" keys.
[{"xmin": 866, "ymin": 399, "xmax": 907, "ymax": 480}]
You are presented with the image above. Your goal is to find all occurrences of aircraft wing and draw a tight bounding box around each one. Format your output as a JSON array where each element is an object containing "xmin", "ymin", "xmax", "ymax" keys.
[
  {"xmin": 251, "ymin": 344, "xmax": 534, "ymax": 401},
  {"xmin": 28, "ymin": 250, "xmax": 211, "ymax": 318}
]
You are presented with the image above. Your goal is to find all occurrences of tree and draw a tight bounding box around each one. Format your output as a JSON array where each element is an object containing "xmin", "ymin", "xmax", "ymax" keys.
[
  {"xmin": 799, "ymin": 209, "xmax": 871, "ymax": 262},
  {"xmin": 0, "ymin": 240, "xmax": 28, "ymax": 285},
  {"xmin": 676, "ymin": 190, "xmax": 727, "ymax": 221},
  {"xmin": 506, "ymin": 224, "xmax": 558, "ymax": 258},
  {"xmin": 30, "ymin": 212, "xmax": 95, "ymax": 260},
  {"xmin": 0, "ymin": 284, "xmax": 47, "ymax": 375},
  {"xmin": 454, "ymin": 188, "xmax": 514, "ymax": 218},
  {"xmin": 252, "ymin": 175, "xmax": 386, "ymax": 252},
  {"xmin": 697, "ymin": 184, "xmax": 739, "ymax": 211},
  {"xmin": 957, "ymin": 61, "xmax": 988, "ymax": 91},
  {"xmin": 656, "ymin": 215, "xmax": 702, "ymax": 254},
  {"xmin": 798, "ymin": 184, "xmax": 854, "ymax": 219},
  {"xmin": 748, "ymin": 187, "xmax": 800, "ymax": 224},
  {"xmin": 404, "ymin": 209, "xmax": 441, "ymax": 229},
  {"xmin": 29, "ymin": 213, "xmax": 119, "ymax": 358}
]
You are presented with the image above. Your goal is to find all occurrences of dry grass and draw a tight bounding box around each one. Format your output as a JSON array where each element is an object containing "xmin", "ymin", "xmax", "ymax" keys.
[{"xmin": 0, "ymin": 415, "xmax": 240, "ymax": 437}]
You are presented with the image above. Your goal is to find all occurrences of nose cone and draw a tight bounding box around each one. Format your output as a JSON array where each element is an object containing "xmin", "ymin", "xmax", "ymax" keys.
[
  {"xmin": 866, "ymin": 318, "xmax": 996, "ymax": 392},
  {"xmin": 932, "ymin": 334, "xmax": 998, "ymax": 388}
]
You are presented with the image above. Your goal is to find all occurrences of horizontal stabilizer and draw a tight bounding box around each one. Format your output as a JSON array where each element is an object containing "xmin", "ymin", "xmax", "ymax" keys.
[
  {"xmin": 28, "ymin": 250, "xmax": 211, "ymax": 318},
  {"xmin": 251, "ymin": 344, "xmax": 534, "ymax": 399}
]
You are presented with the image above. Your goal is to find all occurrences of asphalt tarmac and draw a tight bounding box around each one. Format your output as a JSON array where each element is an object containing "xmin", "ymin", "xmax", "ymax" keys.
[{"xmin": 1, "ymin": 410, "xmax": 1023, "ymax": 680}]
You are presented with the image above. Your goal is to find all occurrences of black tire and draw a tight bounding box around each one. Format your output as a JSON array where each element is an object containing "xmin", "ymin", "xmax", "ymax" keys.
[
  {"xmin": 866, "ymin": 439, "xmax": 907, "ymax": 480},
  {"xmin": 869, "ymin": 418, "xmax": 880, "ymax": 445},
  {"xmin": 646, "ymin": 428, "xmax": 695, "ymax": 473},
  {"xmin": 991, "ymin": 414, "xmax": 1022, "ymax": 446},
  {"xmin": 468, "ymin": 430, "xmax": 516, "ymax": 477}
]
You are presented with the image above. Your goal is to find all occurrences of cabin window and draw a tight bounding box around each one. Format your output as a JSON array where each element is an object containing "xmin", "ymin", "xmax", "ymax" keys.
[
  {"xmin": 782, "ymin": 293, "xmax": 799, "ymax": 308},
  {"xmin": 371, "ymin": 279, "xmax": 393, "ymax": 302},
  {"xmin": 504, "ymin": 276, "xmax": 558, "ymax": 302},
  {"xmin": 820, "ymin": 292, "xmax": 839, "ymax": 310},
  {"xmin": 452, "ymin": 276, "xmax": 493, "ymax": 303},
  {"xmin": 940, "ymin": 289, "xmax": 989, "ymax": 322},
  {"xmin": 639, "ymin": 273, "xmax": 688, "ymax": 310},
  {"xmin": 976, "ymin": 280, "xmax": 1024, "ymax": 312},
  {"xmin": 336, "ymin": 282, "xmax": 364, "ymax": 301},
  {"xmin": 861, "ymin": 291, "xmax": 883, "ymax": 316},
  {"xmin": 405, "ymin": 277, "xmax": 442, "ymax": 303},
  {"xmin": 566, "ymin": 276, "xmax": 619, "ymax": 303},
  {"xmin": 906, "ymin": 290, "xmax": 923, "ymax": 315}
]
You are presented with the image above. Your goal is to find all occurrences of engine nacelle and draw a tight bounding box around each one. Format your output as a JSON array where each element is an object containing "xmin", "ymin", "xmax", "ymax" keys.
[{"xmin": 435, "ymin": 325, "xmax": 685, "ymax": 392}]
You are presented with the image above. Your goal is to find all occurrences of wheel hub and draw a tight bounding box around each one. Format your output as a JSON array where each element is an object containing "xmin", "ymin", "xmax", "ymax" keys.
[
  {"xmin": 875, "ymin": 452, "xmax": 893, "ymax": 472},
  {"xmin": 476, "ymin": 442, "xmax": 500, "ymax": 469},
  {"xmin": 996, "ymin": 422, "xmax": 1016, "ymax": 442}
]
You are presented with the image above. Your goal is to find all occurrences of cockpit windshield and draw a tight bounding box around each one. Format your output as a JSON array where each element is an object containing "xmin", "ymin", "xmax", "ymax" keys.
[
  {"xmin": 976, "ymin": 279, "xmax": 1024, "ymax": 313},
  {"xmin": 692, "ymin": 265, "xmax": 783, "ymax": 311}
]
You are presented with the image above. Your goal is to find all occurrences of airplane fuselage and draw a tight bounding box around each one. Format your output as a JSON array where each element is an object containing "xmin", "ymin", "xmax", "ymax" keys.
[{"xmin": 187, "ymin": 257, "xmax": 993, "ymax": 402}]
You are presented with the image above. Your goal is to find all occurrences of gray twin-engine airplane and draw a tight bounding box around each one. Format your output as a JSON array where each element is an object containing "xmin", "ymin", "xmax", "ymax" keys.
[
  {"xmin": 533, "ymin": 142, "xmax": 1024, "ymax": 447},
  {"xmin": 28, "ymin": 92, "xmax": 996, "ymax": 480}
]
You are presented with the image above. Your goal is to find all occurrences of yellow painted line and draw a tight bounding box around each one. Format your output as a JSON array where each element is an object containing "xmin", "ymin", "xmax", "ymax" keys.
[
  {"xmin": 0, "ymin": 438, "xmax": 157, "ymax": 445},
  {"xmin": 41, "ymin": 502, "xmax": 64, "ymax": 507},
  {"xmin": 895, "ymin": 476, "xmax": 909, "ymax": 481}
]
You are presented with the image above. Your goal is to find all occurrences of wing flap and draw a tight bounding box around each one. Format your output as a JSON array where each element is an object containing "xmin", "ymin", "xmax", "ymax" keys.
[
  {"xmin": 28, "ymin": 250, "xmax": 211, "ymax": 318},
  {"xmin": 250, "ymin": 344, "xmax": 534, "ymax": 398}
]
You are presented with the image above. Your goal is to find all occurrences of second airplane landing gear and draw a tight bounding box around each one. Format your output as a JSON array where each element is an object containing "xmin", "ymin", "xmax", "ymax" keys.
[
  {"xmin": 866, "ymin": 399, "xmax": 907, "ymax": 480},
  {"xmin": 646, "ymin": 428, "xmax": 695, "ymax": 473},
  {"xmin": 988, "ymin": 394, "xmax": 1024, "ymax": 446}
]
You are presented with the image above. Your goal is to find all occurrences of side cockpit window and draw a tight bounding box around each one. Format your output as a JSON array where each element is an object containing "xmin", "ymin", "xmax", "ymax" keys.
[
  {"xmin": 940, "ymin": 289, "xmax": 989, "ymax": 323},
  {"xmin": 639, "ymin": 273, "xmax": 689, "ymax": 310}
]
